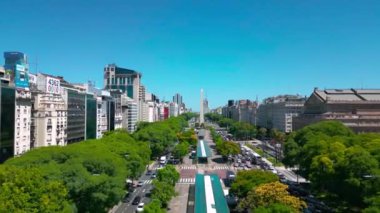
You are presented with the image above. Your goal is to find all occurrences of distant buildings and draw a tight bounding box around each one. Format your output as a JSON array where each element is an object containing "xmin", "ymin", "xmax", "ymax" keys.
[
  {"xmin": 257, "ymin": 95, "xmax": 306, "ymax": 133},
  {"xmin": 0, "ymin": 51, "xmax": 185, "ymax": 163},
  {"xmin": 294, "ymin": 88, "xmax": 380, "ymax": 133},
  {"xmin": 222, "ymin": 99, "xmax": 258, "ymax": 125}
]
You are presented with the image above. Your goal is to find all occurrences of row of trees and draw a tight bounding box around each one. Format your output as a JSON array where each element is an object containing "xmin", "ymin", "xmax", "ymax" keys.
[
  {"xmin": 283, "ymin": 121, "xmax": 380, "ymax": 211},
  {"xmin": 210, "ymin": 128, "xmax": 240, "ymax": 158},
  {"xmin": 230, "ymin": 170, "xmax": 306, "ymax": 212},
  {"xmin": 205, "ymin": 113, "xmax": 257, "ymax": 140},
  {"xmin": 1, "ymin": 131, "xmax": 150, "ymax": 212},
  {"xmin": 172, "ymin": 129, "xmax": 198, "ymax": 161},
  {"xmin": 0, "ymin": 113, "xmax": 195, "ymax": 212},
  {"xmin": 133, "ymin": 116, "xmax": 189, "ymax": 159},
  {"xmin": 143, "ymin": 165, "xmax": 180, "ymax": 213}
]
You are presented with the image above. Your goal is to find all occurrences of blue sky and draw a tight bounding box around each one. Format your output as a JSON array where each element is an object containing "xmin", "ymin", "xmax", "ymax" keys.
[{"xmin": 1, "ymin": 0, "xmax": 379, "ymax": 111}]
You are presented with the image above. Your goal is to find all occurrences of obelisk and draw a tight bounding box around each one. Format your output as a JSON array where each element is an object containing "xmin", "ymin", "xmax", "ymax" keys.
[{"xmin": 200, "ymin": 89, "xmax": 204, "ymax": 124}]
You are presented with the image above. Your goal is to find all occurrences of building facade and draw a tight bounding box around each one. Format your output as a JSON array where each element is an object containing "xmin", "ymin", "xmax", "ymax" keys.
[
  {"xmin": 294, "ymin": 88, "xmax": 380, "ymax": 133},
  {"xmin": 104, "ymin": 64, "xmax": 141, "ymax": 131},
  {"xmin": 222, "ymin": 99, "xmax": 258, "ymax": 125},
  {"xmin": 30, "ymin": 73, "xmax": 68, "ymax": 148},
  {"xmin": 257, "ymin": 95, "xmax": 306, "ymax": 133},
  {"xmin": 0, "ymin": 85, "xmax": 16, "ymax": 163},
  {"xmin": 3, "ymin": 52, "xmax": 32, "ymax": 156}
]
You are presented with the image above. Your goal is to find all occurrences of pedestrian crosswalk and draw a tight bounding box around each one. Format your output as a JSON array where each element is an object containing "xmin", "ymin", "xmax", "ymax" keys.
[
  {"xmin": 142, "ymin": 180, "xmax": 153, "ymax": 185},
  {"xmin": 179, "ymin": 165, "xmax": 197, "ymax": 170},
  {"xmin": 177, "ymin": 178, "xmax": 195, "ymax": 184},
  {"xmin": 179, "ymin": 165, "xmax": 233, "ymax": 170},
  {"xmin": 211, "ymin": 166, "xmax": 232, "ymax": 170}
]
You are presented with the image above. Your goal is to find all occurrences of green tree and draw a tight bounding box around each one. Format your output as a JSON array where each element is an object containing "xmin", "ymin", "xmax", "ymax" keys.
[
  {"xmin": 230, "ymin": 170, "xmax": 278, "ymax": 198},
  {"xmin": 254, "ymin": 203, "xmax": 296, "ymax": 213},
  {"xmin": 173, "ymin": 142, "xmax": 190, "ymax": 161},
  {"xmin": 257, "ymin": 127, "xmax": 268, "ymax": 139},
  {"xmin": 0, "ymin": 166, "xmax": 72, "ymax": 212},
  {"xmin": 151, "ymin": 180, "xmax": 176, "ymax": 207},
  {"xmin": 157, "ymin": 165, "xmax": 180, "ymax": 186},
  {"xmin": 143, "ymin": 199, "xmax": 166, "ymax": 213}
]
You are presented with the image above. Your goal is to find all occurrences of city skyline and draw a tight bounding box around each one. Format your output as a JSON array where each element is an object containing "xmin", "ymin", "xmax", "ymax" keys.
[{"xmin": 2, "ymin": 0, "xmax": 380, "ymax": 111}]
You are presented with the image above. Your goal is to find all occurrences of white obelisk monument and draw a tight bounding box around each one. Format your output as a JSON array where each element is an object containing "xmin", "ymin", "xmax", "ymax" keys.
[{"xmin": 200, "ymin": 89, "xmax": 204, "ymax": 124}]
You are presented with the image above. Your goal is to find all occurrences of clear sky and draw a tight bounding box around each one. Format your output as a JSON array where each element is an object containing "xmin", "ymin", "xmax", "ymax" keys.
[{"xmin": 1, "ymin": 0, "xmax": 379, "ymax": 111}]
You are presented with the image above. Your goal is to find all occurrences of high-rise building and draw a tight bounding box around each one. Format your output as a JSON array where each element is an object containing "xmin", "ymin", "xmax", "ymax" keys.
[
  {"xmin": 0, "ymin": 85, "xmax": 16, "ymax": 163},
  {"xmin": 257, "ymin": 95, "xmax": 306, "ymax": 133},
  {"xmin": 3, "ymin": 52, "xmax": 32, "ymax": 157},
  {"xmin": 30, "ymin": 73, "xmax": 68, "ymax": 148},
  {"xmin": 104, "ymin": 64, "xmax": 141, "ymax": 130},
  {"xmin": 103, "ymin": 64, "xmax": 141, "ymax": 101},
  {"xmin": 169, "ymin": 102, "xmax": 179, "ymax": 117},
  {"xmin": 173, "ymin": 93, "xmax": 182, "ymax": 106},
  {"xmin": 121, "ymin": 95, "xmax": 138, "ymax": 132}
]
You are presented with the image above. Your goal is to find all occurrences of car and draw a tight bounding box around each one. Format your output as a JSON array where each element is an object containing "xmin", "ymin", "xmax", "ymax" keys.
[
  {"xmin": 132, "ymin": 196, "xmax": 141, "ymax": 205},
  {"xmin": 151, "ymin": 173, "xmax": 156, "ymax": 178},
  {"xmin": 146, "ymin": 170, "xmax": 152, "ymax": 175},
  {"xmin": 137, "ymin": 181, "xmax": 144, "ymax": 187},
  {"xmin": 136, "ymin": 202, "xmax": 144, "ymax": 212}
]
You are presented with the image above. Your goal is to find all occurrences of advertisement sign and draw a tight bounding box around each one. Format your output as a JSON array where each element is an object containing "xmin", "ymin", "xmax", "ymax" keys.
[
  {"xmin": 46, "ymin": 76, "xmax": 61, "ymax": 94},
  {"xmin": 16, "ymin": 64, "xmax": 25, "ymax": 72},
  {"xmin": 14, "ymin": 63, "xmax": 29, "ymax": 89}
]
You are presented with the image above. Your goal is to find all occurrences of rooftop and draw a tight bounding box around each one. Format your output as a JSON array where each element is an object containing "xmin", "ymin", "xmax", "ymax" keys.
[
  {"xmin": 314, "ymin": 88, "xmax": 380, "ymax": 102},
  {"xmin": 196, "ymin": 140, "xmax": 212, "ymax": 158},
  {"xmin": 195, "ymin": 173, "xmax": 229, "ymax": 213}
]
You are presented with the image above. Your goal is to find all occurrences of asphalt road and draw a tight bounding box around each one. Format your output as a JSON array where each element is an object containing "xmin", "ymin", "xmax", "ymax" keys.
[{"xmin": 114, "ymin": 164, "xmax": 158, "ymax": 213}]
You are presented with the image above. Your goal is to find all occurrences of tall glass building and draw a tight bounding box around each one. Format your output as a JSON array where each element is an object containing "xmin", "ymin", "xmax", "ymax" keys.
[
  {"xmin": 3, "ymin": 52, "xmax": 29, "ymax": 89},
  {"xmin": 0, "ymin": 85, "xmax": 16, "ymax": 163}
]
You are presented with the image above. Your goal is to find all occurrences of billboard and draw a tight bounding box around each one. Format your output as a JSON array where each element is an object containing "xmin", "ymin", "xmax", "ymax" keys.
[
  {"xmin": 14, "ymin": 64, "xmax": 29, "ymax": 89},
  {"xmin": 46, "ymin": 76, "xmax": 61, "ymax": 94}
]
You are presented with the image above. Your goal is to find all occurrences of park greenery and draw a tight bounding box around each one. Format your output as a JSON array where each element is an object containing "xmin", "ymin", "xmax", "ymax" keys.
[
  {"xmin": 283, "ymin": 121, "xmax": 380, "ymax": 212},
  {"xmin": 0, "ymin": 113, "xmax": 194, "ymax": 213}
]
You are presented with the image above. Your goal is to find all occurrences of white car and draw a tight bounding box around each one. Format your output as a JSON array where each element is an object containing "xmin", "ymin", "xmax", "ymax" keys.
[{"xmin": 136, "ymin": 202, "xmax": 144, "ymax": 212}]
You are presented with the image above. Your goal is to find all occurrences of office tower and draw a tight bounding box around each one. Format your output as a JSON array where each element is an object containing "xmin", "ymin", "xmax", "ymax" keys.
[
  {"xmin": 3, "ymin": 52, "xmax": 31, "ymax": 156},
  {"xmin": 0, "ymin": 85, "xmax": 16, "ymax": 163},
  {"xmin": 104, "ymin": 64, "xmax": 141, "ymax": 130}
]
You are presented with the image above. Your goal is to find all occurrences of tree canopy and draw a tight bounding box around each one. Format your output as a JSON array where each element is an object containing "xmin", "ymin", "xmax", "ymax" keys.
[
  {"xmin": 283, "ymin": 121, "xmax": 380, "ymax": 210},
  {"xmin": 239, "ymin": 182, "xmax": 306, "ymax": 212},
  {"xmin": 230, "ymin": 170, "xmax": 279, "ymax": 198}
]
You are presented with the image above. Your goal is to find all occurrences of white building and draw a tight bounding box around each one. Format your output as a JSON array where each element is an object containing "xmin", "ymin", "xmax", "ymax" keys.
[
  {"xmin": 14, "ymin": 89, "xmax": 32, "ymax": 155},
  {"xmin": 121, "ymin": 94, "xmax": 138, "ymax": 132},
  {"xmin": 30, "ymin": 73, "xmax": 68, "ymax": 148},
  {"xmin": 169, "ymin": 102, "xmax": 179, "ymax": 117},
  {"xmin": 257, "ymin": 95, "xmax": 306, "ymax": 133}
]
